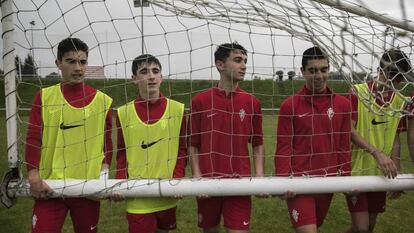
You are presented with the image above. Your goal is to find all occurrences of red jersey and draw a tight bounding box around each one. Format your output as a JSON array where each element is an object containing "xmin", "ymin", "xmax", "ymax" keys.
[
  {"xmin": 188, "ymin": 87, "xmax": 263, "ymax": 177},
  {"xmin": 25, "ymin": 82, "xmax": 113, "ymax": 171},
  {"xmin": 275, "ymin": 86, "xmax": 352, "ymax": 177},
  {"xmin": 115, "ymin": 94, "xmax": 187, "ymax": 179}
]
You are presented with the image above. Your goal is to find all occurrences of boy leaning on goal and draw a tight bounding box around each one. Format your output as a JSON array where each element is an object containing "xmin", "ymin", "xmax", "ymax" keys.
[
  {"xmin": 188, "ymin": 42, "xmax": 265, "ymax": 233},
  {"xmin": 275, "ymin": 46, "xmax": 352, "ymax": 233},
  {"xmin": 345, "ymin": 49, "xmax": 412, "ymax": 233},
  {"xmin": 25, "ymin": 37, "xmax": 113, "ymax": 233},
  {"xmin": 112, "ymin": 54, "xmax": 187, "ymax": 233}
]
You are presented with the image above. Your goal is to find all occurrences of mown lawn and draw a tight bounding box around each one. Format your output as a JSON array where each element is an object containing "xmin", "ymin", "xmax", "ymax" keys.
[{"xmin": 1, "ymin": 78, "xmax": 414, "ymax": 232}]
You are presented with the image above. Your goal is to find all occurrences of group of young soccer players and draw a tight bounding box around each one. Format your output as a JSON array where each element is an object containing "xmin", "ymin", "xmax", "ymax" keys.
[{"xmin": 25, "ymin": 37, "xmax": 413, "ymax": 233}]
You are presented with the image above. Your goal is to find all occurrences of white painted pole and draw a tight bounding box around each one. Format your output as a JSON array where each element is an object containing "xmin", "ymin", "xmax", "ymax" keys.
[
  {"xmin": 2, "ymin": 0, "xmax": 19, "ymax": 169},
  {"xmin": 8, "ymin": 174, "xmax": 414, "ymax": 198}
]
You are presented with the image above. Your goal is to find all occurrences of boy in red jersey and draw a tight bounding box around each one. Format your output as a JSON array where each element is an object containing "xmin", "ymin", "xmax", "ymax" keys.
[
  {"xmin": 345, "ymin": 49, "xmax": 411, "ymax": 233},
  {"xmin": 114, "ymin": 54, "xmax": 187, "ymax": 233},
  {"xmin": 188, "ymin": 42, "xmax": 264, "ymax": 233},
  {"xmin": 25, "ymin": 37, "xmax": 113, "ymax": 233},
  {"xmin": 275, "ymin": 46, "xmax": 352, "ymax": 233}
]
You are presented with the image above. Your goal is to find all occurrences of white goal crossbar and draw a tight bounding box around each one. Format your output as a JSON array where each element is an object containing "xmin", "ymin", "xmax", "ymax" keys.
[{"xmin": 6, "ymin": 174, "xmax": 414, "ymax": 199}]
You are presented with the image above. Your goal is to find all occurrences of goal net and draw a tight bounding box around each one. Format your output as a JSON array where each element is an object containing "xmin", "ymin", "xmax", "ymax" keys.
[{"xmin": 1, "ymin": 0, "xmax": 414, "ymax": 209}]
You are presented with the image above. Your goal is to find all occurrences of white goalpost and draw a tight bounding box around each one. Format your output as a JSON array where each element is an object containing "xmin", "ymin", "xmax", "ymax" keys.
[
  {"xmin": 6, "ymin": 175, "xmax": 414, "ymax": 198},
  {"xmin": 2, "ymin": 0, "xmax": 414, "ymax": 208}
]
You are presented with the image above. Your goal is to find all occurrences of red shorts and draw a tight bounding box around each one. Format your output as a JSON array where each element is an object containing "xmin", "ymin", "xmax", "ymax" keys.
[
  {"xmin": 197, "ymin": 196, "xmax": 251, "ymax": 231},
  {"xmin": 346, "ymin": 192, "xmax": 386, "ymax": 213},
  {"xmin": 127, "ymin": 207, "xmax": 177, "ymax": 233},
  {"xmin": 32, "ymin": 198, "xmax": 100, "ymax": 233},
  {"xmin": 286, "ymin": 194, "xmax": 333, "ymax": 228}
]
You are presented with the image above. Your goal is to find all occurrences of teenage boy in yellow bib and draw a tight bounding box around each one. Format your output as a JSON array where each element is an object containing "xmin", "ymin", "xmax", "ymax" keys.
[
  {"xmin": 114, "ymin": 54, "xmax": 187, "ymax": 233},
  {"xmin": 345, "ymin": 49, "xmax": 412, "ymax": 233},
  {"xmin": 25, "ymin": 37, "xmax": 113, "ymax": 233}
]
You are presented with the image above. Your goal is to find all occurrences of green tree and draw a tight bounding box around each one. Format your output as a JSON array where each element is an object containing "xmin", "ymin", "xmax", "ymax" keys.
[
  {"xmin": 45, "ymin": 72, "xmax": 60, "ymax": 79},
  {"xmin": 21, "ymin": 54, "xmax": 37, "ymax": 78},
  {"xmin": 276, "ymin": 70, "xmax": 284, "ymax": 82},
  {"xmin": 15, "ymin": 55, "xmax": 22, "ymax": 77},
  {"xmin": 287, "ymin": 70, "xmax": 295, "ymax": 80}
]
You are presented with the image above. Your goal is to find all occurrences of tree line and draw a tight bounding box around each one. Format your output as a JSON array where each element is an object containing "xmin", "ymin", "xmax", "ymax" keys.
[{"xmin": 15, "ymin": 54, "xmax": 38, "ymax": 78}]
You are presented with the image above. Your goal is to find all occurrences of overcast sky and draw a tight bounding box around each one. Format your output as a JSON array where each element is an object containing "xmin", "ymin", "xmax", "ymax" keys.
[{"xmin": 1, "ymin": 0, "xmax": 414, "ymax": 80}]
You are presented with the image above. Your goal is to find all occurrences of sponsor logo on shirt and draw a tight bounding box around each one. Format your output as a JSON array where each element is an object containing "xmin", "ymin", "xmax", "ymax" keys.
[
  {"xmin": 292, "ymin": 209, "xmax": 299, "ymax": 222},
  {"xmin": 243, "ymin": 221, "xmax": 250, "ymax": 226},
  {"xmin": 327, "ymin": 107, "xmax": 334, "ymax": 120},
  {"xmin": 239, "ymin": 108, "xmax": 246, "ymax": 122},
  {"xmin": 141, "ymin": 138, "xmax": 163, "ymax": 149},
  {"xmin": 207, "ymin": 112, "xmax": 218, "ymax": 118},
  {"xmin": 371, "ymin": 119, "xmax": 388, "ymax": 125},
  {"xmin": 59, "ymin": 122, "xmax": 83, "ymax": 130},
  {"xmin": 90, "ymin": 225, "xmax": 97, "ymax": 231},
  {"xmin": 298, "ymin": 112, "xmax": 310, "ymax": 118}
]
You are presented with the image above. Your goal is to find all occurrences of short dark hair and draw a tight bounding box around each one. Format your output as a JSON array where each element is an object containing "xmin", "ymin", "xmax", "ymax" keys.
[
  {"xmin": 57, "ymin": 38, "xmax": 88, "ymax": 61},
  {"xmin": 302, "ymin": 46, "xmax": 329, "ymax": 69},
  {"xmin": 380, "ymin": 49, "xmax": 412, "ymax": 80},
  {"xmin": 214, "ymin": 42, "xmax": 247, "ymax": 63},
  {"xmin": 131, "ymin": 54, "xmax": 162, "ymax": 75}
]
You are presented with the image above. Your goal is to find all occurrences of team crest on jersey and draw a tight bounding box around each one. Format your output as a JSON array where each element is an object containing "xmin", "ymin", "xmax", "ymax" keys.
[
  {"xmin": 292, "ymin": 209, "xmax": 299, "ymax": 222},
  {"xmin": 327, "ymin": 107, "xmax": 334, "ymax": 120},
  {"xmin": 239, "ymin": 108, "xmax": 246, "ymax": 122},
  {"xmin": 198, "ymin": 213, "xmax": 203, "ymax": 224},
  {"xmin": 351, "ymin": 195, "xmax": 358, "ymax": 206},
  {"xmin": 32, "ymin": 214, "xmax": 38, "ymax": 228}
]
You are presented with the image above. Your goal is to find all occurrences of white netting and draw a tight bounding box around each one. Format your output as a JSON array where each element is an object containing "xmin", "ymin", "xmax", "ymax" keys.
[
  {"xmin": 1, "ymin": 0, "xmax": 414, "ymax": 231},
  {"xmin": 2, "ymin": 0, "xmax": 414, "ymax": 193}
]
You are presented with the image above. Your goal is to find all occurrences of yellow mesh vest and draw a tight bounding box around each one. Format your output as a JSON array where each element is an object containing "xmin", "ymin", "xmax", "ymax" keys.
[
  {"xmin": 117, "ymin": 98, "xmax": 184, "ymax": 214},
  {"xmin": 40, "ymin": 84, "xmax": 112, "ymax": 179},
  {"xmin": 352, "ymin": 83, "xmax": 406, "ymax": 176}
]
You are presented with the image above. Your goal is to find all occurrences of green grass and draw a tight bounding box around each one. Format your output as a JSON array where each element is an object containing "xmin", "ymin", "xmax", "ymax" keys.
[
  {"xmin": 1, "ymin": 79, "xmax": 414, "ymax": 232},
  {"xmin": 0, "ymin": 78, "xmax": 352, "ymax": 109},
  {"xmin": 1, "ymin": 113, "xmax": 414, "ymax": 232}
]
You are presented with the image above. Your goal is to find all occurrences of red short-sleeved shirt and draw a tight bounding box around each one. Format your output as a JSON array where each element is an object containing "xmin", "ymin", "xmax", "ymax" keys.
[{"xmin": 188, "ymin": 87, "xmax": 263, "ymax": 177}]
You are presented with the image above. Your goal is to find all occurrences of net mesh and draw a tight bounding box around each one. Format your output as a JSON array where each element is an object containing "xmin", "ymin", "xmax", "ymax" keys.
[{"xmin": 2, "ymin": 0, "xmax": 414, "ymax": 231}]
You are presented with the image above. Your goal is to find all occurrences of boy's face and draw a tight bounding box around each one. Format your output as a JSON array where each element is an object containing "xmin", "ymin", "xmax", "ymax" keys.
[
  {"xmin": 301, "ymin": 58, "xmax": 329, "ymax": 94},
  {"xmin": 56, "ymin": 50, "xmax": 88, "ymax": 85},
  {"xmin": 378, "ymin": 68, "xmax": 403, "ymax": 91},
  {"xmin": 217, "ymin": 49, "xmax": 247, "ymax": 82},
  {"xmin": 132, "ymin": 62, "xmax": 162, "ymax": 98}
]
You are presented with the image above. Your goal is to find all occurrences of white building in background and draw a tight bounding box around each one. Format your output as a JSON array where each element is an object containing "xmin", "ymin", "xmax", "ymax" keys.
[{"xmin": 85, "ymin": 66, "xmax": 105, "ymax": 79}]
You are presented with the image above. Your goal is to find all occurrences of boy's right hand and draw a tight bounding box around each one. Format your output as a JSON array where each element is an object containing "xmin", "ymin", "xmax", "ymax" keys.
[
  {"xmin": 28, "ymin": 170, "xmax": 54, "ymax": 199},
  {"xmin": 372, "ymin": 151, "xmax": 398, "ymax": 178},
  {"xmin": 279, "ymin": 190, "xmax": 296, "ymax": 200},
  {"xmin": 110, "ymin": 192, "xmax": 125, "ymax": 201}
]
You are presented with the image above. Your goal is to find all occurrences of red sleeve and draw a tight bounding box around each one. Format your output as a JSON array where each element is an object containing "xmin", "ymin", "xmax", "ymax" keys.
[
  {"xmin": 173, "ymin": 114, "xmax": 187, "ymax": 178},
  {"xmin": 275, "ymin": 98, "xmax": 293, "ymax": 176},
  {"xmin": 251, "ymin": 98, "xmax": 263, "ymax": 147},
  {"xmin": 188, "ymin": 98, "xmax": 201, "ymax": 148},
  {"xmin": 115, "ymin": 115, "xmax": 128, "ymax": 179},
  {"xmin": 348, "ymin": 89, "xmax": 358, "ymax": 122},
  {"xmin": 25, "ymin": 91, "xmax": 42, "ymax": 171},
  {"xmin": 338, "ymin": 98, "xmax": 352, "ymax": 176},
  {"xmin": 103, "ymin": 106, "xmax": 113, "ymax": 166}
]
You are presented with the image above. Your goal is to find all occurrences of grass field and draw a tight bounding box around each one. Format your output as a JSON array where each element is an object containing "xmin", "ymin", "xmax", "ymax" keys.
[{"xmin": 1, "ymin": 79, "xmax": 414, "ymax": 232}]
